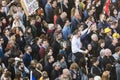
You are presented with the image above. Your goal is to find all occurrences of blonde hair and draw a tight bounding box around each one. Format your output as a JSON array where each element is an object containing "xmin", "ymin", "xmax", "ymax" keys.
[{"xmin": 70, "ymin": 62, "xmax": 79, "ymax": 70}]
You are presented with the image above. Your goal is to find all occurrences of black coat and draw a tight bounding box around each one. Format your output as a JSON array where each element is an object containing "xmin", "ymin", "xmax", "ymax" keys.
[
  {"xmin": 31, "ymin": 44, "xmax": 40, "ymax": 61},
  {"xmin": 23, "ymin": 53, "xmax": 32, "ymax": 67},
  {"xmin": 91, "ymin": 65, "xmax": 101, "ymax": 76},
  {"xmin": 102, "ymin": 56, "xmax": 115, "ymax": 69},
  {"xmin": 56, "ymin": 16, "xmax": 64, "ymax": 28},
  {"xmin": 52, "ymin": 40, "xmax": 61, "ymax": 60},
  {"xmin": 7, "ymin": 64, "xmax": 15, "ymax": 79},
  {"xmin": 44, "ymin": 62, "xmax": 53, "ymax": 78}
]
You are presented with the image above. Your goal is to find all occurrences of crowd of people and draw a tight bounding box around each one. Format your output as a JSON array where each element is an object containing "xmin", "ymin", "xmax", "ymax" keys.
[{"xmin": 0, "ymin": 0, "xmax": 120, "ymax": 80}]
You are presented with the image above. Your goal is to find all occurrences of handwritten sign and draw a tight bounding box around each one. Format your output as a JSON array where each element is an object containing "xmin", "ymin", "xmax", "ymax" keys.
[{"xmin": 20, "ymin": 0, "xmax": 39, "ymax": 16}]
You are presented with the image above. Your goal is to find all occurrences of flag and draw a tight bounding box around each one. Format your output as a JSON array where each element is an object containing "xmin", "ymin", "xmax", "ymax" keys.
[{"xmin": 103, "ymin": 0, "xmax": 111, "ymax": 16}]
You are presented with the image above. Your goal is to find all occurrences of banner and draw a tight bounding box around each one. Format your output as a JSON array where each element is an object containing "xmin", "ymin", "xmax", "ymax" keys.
[{"xmin": 20, "ymin": 0, "xmax": 39, "ymax": 16}]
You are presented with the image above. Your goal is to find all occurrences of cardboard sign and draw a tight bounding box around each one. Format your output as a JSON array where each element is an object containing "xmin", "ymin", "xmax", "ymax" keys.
[{"xmin": 20, "ymin": 0, "xmax": 39, "ymax": 16}]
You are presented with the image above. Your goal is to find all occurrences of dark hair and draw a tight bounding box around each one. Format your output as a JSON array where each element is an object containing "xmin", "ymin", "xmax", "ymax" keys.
[
  {"xmin": 24, "ymin": 45, "xmax": 31, "ymax": 51},
  {"xmin": 50, "ymin": 0, "xmax": 56, "ymax": 4},
  {"xmin": 91, "ymin": 57, "xmax": 98, "ymax": 64},
  {"xmin": 115, "ymin": 46, "xmax": 120, "ymax": 52},
  {"xmin": 57, "ymin": 54, "xmax": 64, "ymax": 61},
  {"xmin": 105, "ymin": 63, "xmax": 112, "ymax": 71},
  {"xmin": 98, "ymin": 39, "xmax": 105, "ymax": 45},
  {"xmin": 16, "ymin": 61, "xmax": 23, "ymax": 68},
  {"xmin": 47, "ymin": 55, "xmax": 53, "ymax": 61}
]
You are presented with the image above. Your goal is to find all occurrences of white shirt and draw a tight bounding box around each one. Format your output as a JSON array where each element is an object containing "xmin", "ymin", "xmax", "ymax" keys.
[{"xmin": 71, "ymin": 35, "xmax": 84, "ymax": 53}]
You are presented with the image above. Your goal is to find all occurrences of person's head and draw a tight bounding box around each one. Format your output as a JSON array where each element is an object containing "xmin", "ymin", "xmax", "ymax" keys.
[
  {"xmin": 3, "ymin": 71, "xmax": 11, "ymax": 80},
  {"xmin": 42, "ymin": 39, "xmax": 49, "ymax": 49},
  {"xmin": 94, "ymin": 76, "xmax": 101, "ymax": 80},
  {"xmin": 115, "ymin": 46, "xmax": 120, "ymax": 54},
  {"xmin": 55, "ymin": 31, "xmax": 62, "ymax": 41},
  {"xmin": 100, "ymin": 49, "xmax": 105, "ymax": 58},
  {"xmin": 70, "ymin": 62, "xmax": 79, "ymax": 71},
  {"xmin": 63, "ymin": 0, "xmax": 68, "ymax": 4},
  {"xmin": 110, "ymin": 8, "xmax": 118, "ymax": 16},
  {"xmin": 117, "ymin": 58, "xmax": 120, "ymax": 64},
  {"xmin": 42, "ymin": 71, "xmax": 49, "ymax": 79},
  {"xmin": 88, "ymin": 9, "xmax": 94, "ymax": 16},
  {"xmin": 91, "ymin": 57, "xmax": 99, "ymax": 66},
  {"xmin": 25, "ymin": 27, "xmax": 32, "ymax": 33},
  {"xmin": 73, "ymin": 29, "xmax": 81, "ymax": 37},
  {"xmin": 99, "ymin": 14, "xmax": 106, "ymax": 21},
  {"xmin": 29, "ymin": 17, "xmax": 36, "ymax": 25},
  {"xmin": 105, "ymin": 49, "xmax": 112, "ymax": 56},
  {"xmin": 1, "ymin": 0, "xmax": 7, "ymax": 7},
  {"xmin": 17, "ymin": 61, "xmax": 24, "ymax": 70},
  {"xmin": 46, "ymin": 47, "xmax": 53, "ymax": 55},
  {"xmin": 61, "ymin": 41, "xmax": 67, "ymax": 49},
  {"xmin": 51, "ymin": 0, "xmax": 57, "ymax": 8},
  {"xmin": 56, "ymin": 24, "xmax": 62, "ymax": 31},
  {"xmin": 91, "ymin": 23, "xmax": 97, "ymax": 32},
  {"xmin": 57, "ymin": 54, "xmax": 65, "ymax": 62},
  {"xmin": 62, "ymin": 68, "xmax": 71, "ymax": 79},
  {"xmin": 8, "ymin": 15, "xmax": 13, "ymax": 23},
  {"xmin": 101, "ymin": 71, "xmax": 109, "ymax": 80},
  {"xmin": 8, "ymin": 58, "xmax": 15, "ymax": 66},
  {"xmin": 110, "ymin": 21, "xmax": 118, "ymax": 29},
  {"xmin": 60, "ymin": 12, "xmax": 67, "ymax": 20},
  {"xmin": 36, "ymin": 15, "xmax": 41, "ymax": 22},
  {"xmin": 87, "ymin": 44, "xmax": 92, "ymax": 51},
  {"xmin": 5, "ymin": 48, "xmax": 11, "ymax": 55},
  {"xmin": 91, "ymin": 5, "xmax": 96, "ymax": 13},
  {"xmin": 34, "ymin": 37, "xmax": 42, "ymax": 45},
  {"xmin": 0, "ymin": 37, "xmax": 4, "ymax": 45},
  {"xmin": 75, "ymin": 0, "xmax": 80, "ymax": 7},
  {"xmin": 14, "ymin": 50, "xmax": 23, "ymax": 58},
  {"xmin": 98, "ymin": 39, "xmax": 105, "ymax": 48},
  {"xmin": 14, "ymin": 13, "xmax": 20, "ymax": 20},
  {"xmin": 24, "ymin": 45, "xmax": 32, "ymax": 53},
  {"xmin": 112, "ymin": 38, "xmax": 118, "ymax": 45},
  {"xmin": 36, "ymin": 63, "xmax": 43, "ymax": 71},
  {"xmin": 1, "ymin": 17, "xmax": 7, "ymax": 24},
  {"xmin": 53, "ymin": 62, "xmax": 61, "ymax": 70},
  {"xmin": 3, "ymin": 28, "xmax": 10, "ymax": 36},
  {"xmin": 113, "ymin": 8, "xmax": 117, "ymax": 15},
  {"xmin": 64, "ymin": 19, "xmax": 70, "ymax": 26},
  {"xmin": 91, "ymin": 34, "xmax": 98, "ymax": 42},
  {"xmin": 47, "ymin": 55, "xmax": 54, "ymax": 63},
  {"xmin": 0, "ymin": 6, "xmax": 5, "ymax": 13},
  {"xmin": 30, "ymin": 60, "xmax": 37, "ymax": 68},
  {"xmin": 105, "ymin": 63, "xmax": 112, "ymax": 71},
  {"xmin": 17, "ymin": 6, "xmax": 23, "ymax": 12},
  {"xmin": 88, "ymin": 73, "xmax": 94, "ymax": 80},
  {"xmin": 78, "ymin": 23, "xmax": 84, "ymax": 31}
]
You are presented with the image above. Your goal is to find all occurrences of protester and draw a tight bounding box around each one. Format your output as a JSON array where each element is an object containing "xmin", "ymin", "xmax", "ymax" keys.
[{"xmin": 0, "ymin": 0, "xmax": 120, "ymax": 79}]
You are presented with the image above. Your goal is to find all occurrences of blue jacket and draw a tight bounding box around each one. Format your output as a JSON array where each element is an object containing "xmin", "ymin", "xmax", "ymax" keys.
[
  {"xmin": 62, "ymin": 25, "xmax": 71, "ymax": 40},
  {"xmin": 0, "ymin": 47, "xmax": 3, "ymax": 58},
  {"xmin": 23, "ymin": 53, "xmax": 32, "ymax": 67},
  {"xmin": 45, "ymin": 3, "xmax": 54, "ymax": 23},
  {"xmin": 71, "ymin": 16, "xmax": 81, "ymax": 32}
]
